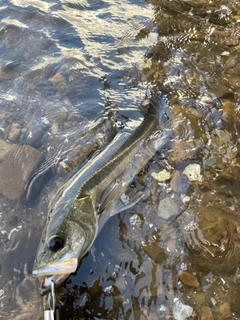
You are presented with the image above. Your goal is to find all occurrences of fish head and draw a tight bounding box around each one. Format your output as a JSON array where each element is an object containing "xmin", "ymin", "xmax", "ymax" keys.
[{"xmin": 32, "ymin": 194, "xmax": 97, "ymax": 295}]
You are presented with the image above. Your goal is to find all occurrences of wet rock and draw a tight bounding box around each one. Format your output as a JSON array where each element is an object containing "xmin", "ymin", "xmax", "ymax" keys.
[
  {"xmin": 49, "ymin": 72, "xmax": 67, "ymax": 92},
  {"xmin": 227, "ymin": 75, "xmax": 240, "ymax": 88},
  {"xmin": 0, "ymin": 145, "xmax": 43, "ymax": 200},
  {"xmin": 196, "ymin": 306, "xmax": 213, "ymax": 320},
  {"xmin": 223, "ymin": 35, "xmax": 239, "ymax": 46},
  {"xmin": 158, "ymin": 197, "xmax": 180, "ymax": 220},
  {"xmin": 151, "ymin": 169, "xmax": 171, "ymax": 182},
  {"xmin": 24, "ymin": 120, "xmax": 49, "ymax": 148},
  {"xmin": 0, "ymin": 138, "xmax": 15, "ymax": 161},
  {"xmin": 170, "ymin": 170, "xmax": 190, "ymax": 193},
  {"xmin": 8, "ymin": 123, "xmax": 21, "ymax": 142},
  {"xmin": 183, "ymin": 163, "xmax": 202, "ymax": 181},
  {"xmin": 195, "ymin": 292, "xmax": 207, "ymax": 306},
  {"xmin": 129, "ymin": 214, "xmax": 143, "ymax": 228},
  {"xmin": 216, "ymin": 165, "xmax": 240, "ymax": 184},
  {"xmin": 184, "ymin": 207, "xmax": 240, "ymax": 274},
  {"xmin": 179, "ymin": 271, "xmax": 199, "ymax": 288},
  {"xmin": 218, "ymin": 302, "xmax": 231, "ymax": 320},
  {"xmin": 143, "ymin": 242, "xmax": 166, "ymax": 264},
  {"xmin": 172, "ymin": 298, "xmax": 193, "ymax": 320},
  {"xmin": 228, "ymin": 282, "xmax": 240, "ymax": 315}
]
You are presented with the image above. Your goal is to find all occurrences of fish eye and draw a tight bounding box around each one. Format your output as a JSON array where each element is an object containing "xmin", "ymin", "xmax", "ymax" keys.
[{"xmin": 48, "ymin": 235, "xmax": 64, "ymax": 252}]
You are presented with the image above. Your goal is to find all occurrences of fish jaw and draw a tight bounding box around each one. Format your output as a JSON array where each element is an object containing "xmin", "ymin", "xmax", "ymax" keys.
[{"xmin": 32, "ymin": 252, "xmax": 78, "ymax": 295}]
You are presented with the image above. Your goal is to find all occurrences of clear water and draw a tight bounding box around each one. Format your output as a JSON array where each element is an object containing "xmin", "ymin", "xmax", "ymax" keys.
[{"xmin": 0, "ymin": 0, "xmax": 240, "ymax": 319}]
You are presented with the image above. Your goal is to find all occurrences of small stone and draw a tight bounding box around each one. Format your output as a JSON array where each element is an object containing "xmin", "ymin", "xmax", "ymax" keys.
[
  {"xmin": 172, "ymin": 298, "xmax": 193, "ymax": 320},
  {"xmin": 223, "ymin": 35, "xmax": 239, "ymax": 46},
  {"xmin": 196, "ymin": 306, "xmax": 213, "ymax": 320},
  {"xmin": 179, "ymin": 271, "xmax": 199, "ymax": 288},
  {"xmin": 49, "ymin": 72, "xmax": 67, "ymax": 92},
  {"xmin": 129, "ymin": 214, "xmax": 142, "ymax": 228},
  {"xmin": 195, "ymin": 292, "xmax": 207, "ymax": 306},
  {"xmin": 143, "ymin": 242, "xmax": 166, "ymax": 264},
  {"xmin": 183, "ymin": 163, "xmax": 202, "ymax": 181},
  {"xmin": 8, "ymin": 123, "xmax": 21, "ymax": 142},
  {"xmin": 170, "ymin": 170, "xmax": 190, "ymax": 193},
  {"xmin": 219, "ymin": 302, "xmax": 231, "ymax": 319},
  {"xmin": 151, "ymin": 169, "xmax": 171, "ymax": 182},
  {"xmin": 158, "ymin": 197, "xmax": 179, "ymax": 220}
]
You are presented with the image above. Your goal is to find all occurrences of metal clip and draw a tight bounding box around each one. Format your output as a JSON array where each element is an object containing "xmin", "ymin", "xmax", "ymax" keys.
[{"xmin": 44, "ymin": 281, "xmax": 56, "ymax": 320}]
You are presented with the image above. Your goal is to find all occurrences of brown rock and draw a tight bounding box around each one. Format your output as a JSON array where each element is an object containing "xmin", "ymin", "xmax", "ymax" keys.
[
  {"xmin": 0, "ymin": 145, "xmax": 43, "ymax": 200},
  {"xmin": 8, "ymin": 123, "xmax": 21, "ymax": 142},
  {"xmin": 49, "ymin": 72, "xmax": 67, "ymax": 92},
  {"xmin": 196, "ymin": 306, "xmax": 213, "ymax": 320},
  {"xmin": 179, "ymin": 271, "xmax": 199, "ymax": 288},
  {"xmin": 219, "ymin": 302, "xmax": 231, "ymax": 319},
  {"xmin": 216, "ymin": 165, "xmax": 240, "ymax": 183},
  {"xmin": 184, "ymin": 207, "xmax": 240, "ymax": 274},
  {"xmin": 0, "ymin": 139, "xmax": 15, "ymax": 161},
  {"xmin": 143, "ymin": 242, "xmax": 166, "ymax": 264}
]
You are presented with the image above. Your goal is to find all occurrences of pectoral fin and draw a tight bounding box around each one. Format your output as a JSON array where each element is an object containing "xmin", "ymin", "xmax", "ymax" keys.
[{"xmin": 97, "ymin": 187, "xmax": 143, "ymax": 234}]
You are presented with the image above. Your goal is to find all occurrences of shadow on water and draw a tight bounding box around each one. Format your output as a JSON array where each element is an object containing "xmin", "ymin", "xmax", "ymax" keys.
[{"xmin": 0, "ymin": 0, "xmax": 240, "ymax": 319}]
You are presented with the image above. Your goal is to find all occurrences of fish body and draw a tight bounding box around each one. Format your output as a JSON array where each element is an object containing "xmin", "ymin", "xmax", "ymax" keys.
[{"xmin": 32, "ymin": 96, "xmax": 171, "ymax": 295}]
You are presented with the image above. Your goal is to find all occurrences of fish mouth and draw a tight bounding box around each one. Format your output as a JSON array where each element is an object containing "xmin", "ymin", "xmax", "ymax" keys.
[{"xmin": 32, "ymin": 255, "xmax": 78, "ymax": 295}]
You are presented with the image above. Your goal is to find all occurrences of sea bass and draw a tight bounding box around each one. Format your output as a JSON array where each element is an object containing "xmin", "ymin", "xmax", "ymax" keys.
[{"xmin": 32, "ymin": 95, "xmax": 171, "ymax": 295}]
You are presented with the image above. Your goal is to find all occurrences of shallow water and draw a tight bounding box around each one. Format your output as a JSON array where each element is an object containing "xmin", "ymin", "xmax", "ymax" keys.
[{"xmin": 0, "ymin": 0, "xmax": 240, "ymax": 319}]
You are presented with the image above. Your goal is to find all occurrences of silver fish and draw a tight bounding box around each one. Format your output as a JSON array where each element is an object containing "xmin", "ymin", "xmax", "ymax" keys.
[{"xmin": 32, "ymin": 96, "xmax": 172, "ymax": 295}]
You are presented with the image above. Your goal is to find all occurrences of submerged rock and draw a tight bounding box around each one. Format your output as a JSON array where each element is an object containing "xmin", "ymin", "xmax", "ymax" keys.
[
  {"xmin": 0, "ymin": 138, "xmax": 15, "ymax": 160},
  {"xmin": 184, "ymin": 207, "xmax": 240, "ymax": 274},
  {"xmin": 0, "ymin": 145, "xmax": 43, "ymax": 200},
  {"xmin": 172, "ymin": 298, "xmax": 193, "ymax": 320},
  {"xmin": 158, "ymin": 197, "xmax": 180, "ymax": 220},
  {"xmin": 183, "ymin": 163, "xmax": 202, "ymax": 181},
  {"xmin": 151, "ymin": 169, "xmax": 171, "ymax": 182},
  {"xmin": 179, "ymin": 271, "xmax": 199, "ymax": 288}
]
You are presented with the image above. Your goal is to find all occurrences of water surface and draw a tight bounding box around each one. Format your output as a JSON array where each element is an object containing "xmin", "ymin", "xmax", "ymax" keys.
[{"xmin": 0, "ymin": 0, "xmax": 240, "ymax": 319}]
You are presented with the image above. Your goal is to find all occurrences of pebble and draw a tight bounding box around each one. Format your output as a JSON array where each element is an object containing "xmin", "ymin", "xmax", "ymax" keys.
[
  {"xmin": 183, "ymin": 163, "xmax": 202, "ymax": 181},
  {"xmin": 179, "ymin": 271, "xmax": 199, "ymax": 288},
  {"xmin": 196, "ymin": 306, "xmax": 213, "ymax": 320},
  {"xmin": 172, "ymin": 298, "xmax": 193, "ymax": 320},
  {"xmin": 170, "ymin": 170, "xmax": 190, "ymax": 193},
  {"xmin": 8, "ymin": 123, "xmax": 21, "ymax": 142},
  {"xmin": 151, "ymin": 169, "xmax": 171, "ymax": 182},
  {"xmin": 49, "ymin": 72, "xmax": 67, "ymax": 92},
  {"xmin": 158, "ymin": 197, "xmax": 179, "ymax": 220},
  {"xmin": 129, "ymin": 214, "xmax": 142, "ymax": 228},
  {"xmin": 25, "ymin": 120, "xmax": 49, "ymax": 148}
]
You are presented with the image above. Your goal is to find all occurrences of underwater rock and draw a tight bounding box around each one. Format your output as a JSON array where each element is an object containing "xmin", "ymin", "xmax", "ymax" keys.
[
  {"xmin": 8, "ymin": 123, "xmax": 21, "ymax": 142},
  {"xmin": 179, "ymin": 271, "xmax": 199, "ymax": 288},
  {"xmin": 158, "ymin": 197, "xmax": 180, "ymax": 220},
  {"xmin": 143, "ymin": 241, "xmax": 166, "ymax": 264},
  {"xmin": 0, "ymin": 138, "xmax": 15, "ymax": 160},
  {"xmin": 49, "ymin": 72, "xmax": 67, "ymax": 92},
  {"xmin": 196, "ymin": 306, "xmax": 213, "ymax": 320},
  {"xmin": 151, "ymin": 169, "xmax": 171, "ymax": 182},
  {"xmin": 0, "ymin": 145, "xmax": 43, "ymax": 200},
  {"xmin": 184, "ymin": 207, "xmax": 240, "ymax": 274},
  {"xmin": 183, "ymin": 163, "xmax": 202, "ymax": 181},
  {"xmin": 172, "ymin": 298, "xmax": 193, "ymax": 320},
  {"xmin": 170, "ymin": 170, "xmax": 190, "ymax": 194},
  {"xmin": 24, "ymin": 120, "xmax": 49, "ymax": 149}
]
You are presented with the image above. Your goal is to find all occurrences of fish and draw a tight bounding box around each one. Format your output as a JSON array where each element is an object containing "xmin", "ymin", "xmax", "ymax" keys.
[{"xmin": 32, "ymin": 94, "xmax": 172, "ymax": 295}]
